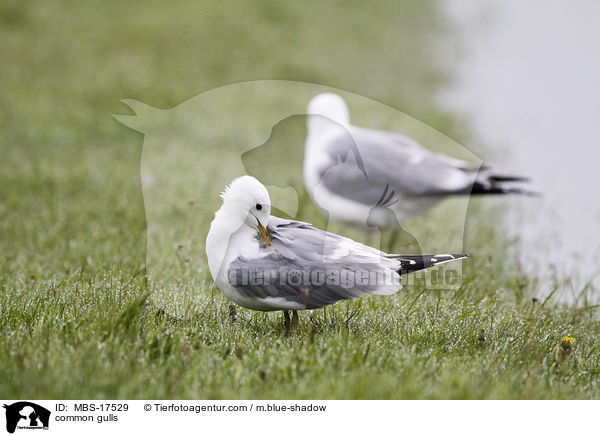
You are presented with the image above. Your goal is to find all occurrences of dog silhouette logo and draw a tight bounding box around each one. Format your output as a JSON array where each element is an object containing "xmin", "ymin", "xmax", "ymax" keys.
[{"xmin": 3, "ymin": 402, "xmax": 50, "ymax": 433}]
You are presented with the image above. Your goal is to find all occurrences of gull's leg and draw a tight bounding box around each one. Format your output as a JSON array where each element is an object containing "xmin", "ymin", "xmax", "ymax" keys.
[
  {"xmin": 365, "ymin": 231, "xmax": 374, "ymax": 247},
  {"xmin": 365, "ymin": 228, "xmax": 381, "ymax": 249},
  {"xmin": 291, "ymin": 310, "xmax": 299, "ymax": 329},
  {"xmin": 283, "ymin": 310, "xmax": 291, "ymax": 335},
  {"xmin": 387, "ymin": 229, "xmax": 398, "ymax": 253}
]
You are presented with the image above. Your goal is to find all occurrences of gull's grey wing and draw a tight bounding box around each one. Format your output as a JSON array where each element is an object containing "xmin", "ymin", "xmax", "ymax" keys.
[
  {"xmin": 228, "ymin": 217, "xmax": 400, "ymax": 310},
  {"xmin": 316, "ymin": 126, "xmax": 477, "ymax": 206}
]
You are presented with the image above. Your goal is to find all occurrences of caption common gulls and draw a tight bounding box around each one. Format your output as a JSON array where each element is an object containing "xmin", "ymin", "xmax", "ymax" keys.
[{"xmin": 206, "ymin": 176, "xmax": 467, "ymax": 331}]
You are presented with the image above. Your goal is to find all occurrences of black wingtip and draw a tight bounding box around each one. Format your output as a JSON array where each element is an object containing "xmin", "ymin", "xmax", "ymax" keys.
[
  {"xmin": 470, "ymin": 181, "xmax": 541, "ymax": 197},
  {"xmin": 468, "ymin": 169, "xmax": 543, "ymax": 197},
  {"xmin": 488, "ymin": 174, "xmax": 532, "ymax": 183},
  {"xmin": 393, "ymin": 253, "xmax": 469, "ymax": 275},
  {"xmin": 431, "ymin": 253, "xmax": 469, "ymax": 263}
]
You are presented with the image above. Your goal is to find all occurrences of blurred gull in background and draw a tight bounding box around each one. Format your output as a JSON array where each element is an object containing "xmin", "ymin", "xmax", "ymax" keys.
[{"xmin": 304, "ymin": 93, "xmax": 535, "ymax": 239}]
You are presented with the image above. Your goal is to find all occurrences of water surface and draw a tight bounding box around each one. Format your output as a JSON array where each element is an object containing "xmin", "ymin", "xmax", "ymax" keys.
[{"xmin": 441, "ymin": 0, "xmax": 600, "ymax": 301}]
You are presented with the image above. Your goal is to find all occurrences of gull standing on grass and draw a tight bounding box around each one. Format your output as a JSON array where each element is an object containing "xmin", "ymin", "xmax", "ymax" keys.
[
  {"xmin": 304, "ymin": 93, "xmax": 533, "ymax": 232},
  {"xmin": 206, "ymin": 176, "xmax": 467, "ymax": 331}
]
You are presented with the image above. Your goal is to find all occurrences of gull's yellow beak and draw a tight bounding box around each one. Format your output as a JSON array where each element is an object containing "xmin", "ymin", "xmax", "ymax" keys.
[{"xmin": 257, "ymin": 221, "xmax": 271, "ymax": 246}]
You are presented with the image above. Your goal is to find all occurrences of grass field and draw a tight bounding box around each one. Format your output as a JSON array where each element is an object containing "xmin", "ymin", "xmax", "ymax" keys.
[{"xmin": 1, "ymin": 0, "xmax": 599, "ymax": 399}]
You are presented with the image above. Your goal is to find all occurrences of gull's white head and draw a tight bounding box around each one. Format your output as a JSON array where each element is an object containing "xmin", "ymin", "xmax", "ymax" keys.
[
  {"xmin": 218, "ymin": 175, "xmax": 271, "ymax": 239},
  {"xmin": 207, "ymin": 176, "xmax": 272, "ymax": 278},
  {"xmin": 306, "ymin": 93, "xmax": 350, "ymax": 133}
]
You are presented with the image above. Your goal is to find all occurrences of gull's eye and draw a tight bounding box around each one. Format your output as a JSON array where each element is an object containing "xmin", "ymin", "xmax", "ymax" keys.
[{"xmin": 255, "ymin": 203, "xmax": 262, "ymax": 211}]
